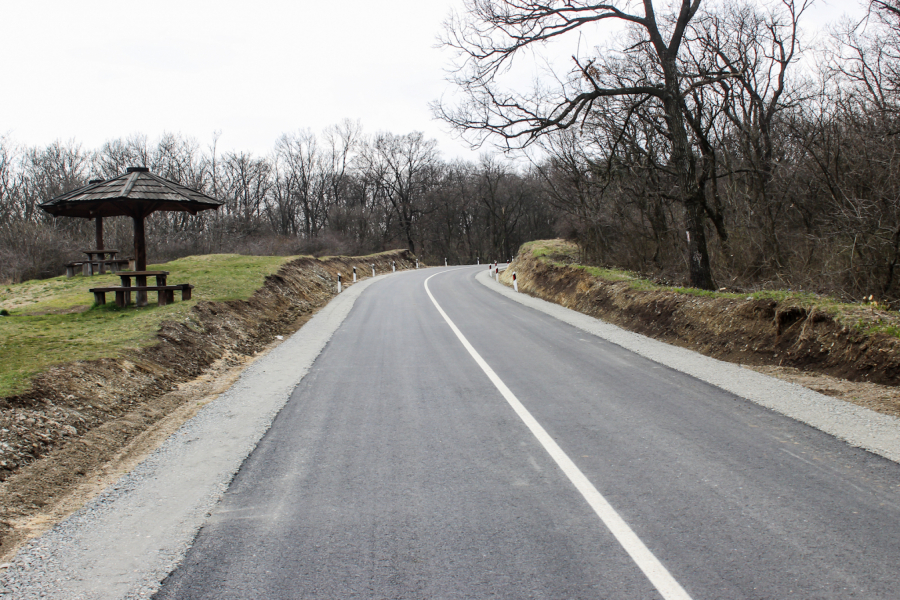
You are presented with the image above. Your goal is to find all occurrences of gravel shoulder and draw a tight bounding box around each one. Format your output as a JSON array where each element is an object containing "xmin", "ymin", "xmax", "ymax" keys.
[
  {"xmin": 478, "ymin": 269, "xmax": 900, "ymax": 463},
  {"xmin": 0, "ymin": 274, "xmax": 386, "ymax": 600}
]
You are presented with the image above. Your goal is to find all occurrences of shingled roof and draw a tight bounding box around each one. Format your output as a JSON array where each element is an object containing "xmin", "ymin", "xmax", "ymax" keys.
[{"xmin": 40, "ymin": 167, "xmax": 222, "ymax": 218}]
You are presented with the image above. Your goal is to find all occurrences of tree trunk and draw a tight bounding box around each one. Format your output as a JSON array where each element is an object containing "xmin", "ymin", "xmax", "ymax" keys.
[
  {"xmin": 133, "ymin": 213, "xmax": 147, "ymax": 271},
  {"xmin": 95, "ymin": 216, "xmax": 104, "ymax": 250},
  {"xmin": 132, "ymin": 211, "xmax": 148, "ymax": 307},
  {"xmin": 684, "ymin": 194, "xmax": 715, "ymax": 289},
  {"xmin": 662, "ymin": 65, "xmax": 715, "ymax": 290}
]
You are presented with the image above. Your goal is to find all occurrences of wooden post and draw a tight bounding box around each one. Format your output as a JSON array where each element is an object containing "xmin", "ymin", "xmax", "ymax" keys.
[
  {"xmin": 95, "ymin": 216, "xmax": 104, "ymax": 250},
  {"xmin": 133, "ymin": 212, "xmax": 148, "ymax": 307},
  {"xmin": 133, "ymin": 213, "xmax": 147, "ymax": 271}
]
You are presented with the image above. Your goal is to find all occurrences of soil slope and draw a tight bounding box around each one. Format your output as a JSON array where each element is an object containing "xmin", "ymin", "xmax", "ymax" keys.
[
  {"xmin": 501, "ymin": 242, "xmax": 900, "ymax": 412},
  {"xmin": 0, "ymin": 251, "xmax": 415, "ymax": 556}
]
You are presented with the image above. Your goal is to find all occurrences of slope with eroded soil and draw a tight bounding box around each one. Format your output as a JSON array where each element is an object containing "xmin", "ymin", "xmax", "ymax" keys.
[
  {"xmin": 0, "ymin": 250, "xmax": 415, "ymax": 558},
  {"xmin": 500, "ymin": 240, "xmax": 900, "ymax": 418}
]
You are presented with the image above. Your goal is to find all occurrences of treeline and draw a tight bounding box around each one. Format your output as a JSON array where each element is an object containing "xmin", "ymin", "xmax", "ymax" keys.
[
  {"xmin": 0, "ymin": 123, "xmax": 555, "ymax": 283},
  {"xmin": 440, "ymin": 0, "xmax": 900, "ymax": 303},
  {"xmin": 9, "ymin": 0, "xmax": 900, "ymax": 306}
]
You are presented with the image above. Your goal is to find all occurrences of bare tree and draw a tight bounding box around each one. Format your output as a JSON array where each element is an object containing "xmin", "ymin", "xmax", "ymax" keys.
[
  {"xmin": 358, "ymin": 132, "xmax": 440, "ymax": 253},
  {"xmin": 219, "ymin": 151, "xmax": 273, "ymax": 227},
  {"xmin": 475, "ymin": 154, "xmax": 534, "ymax": 259},
  {"xmin": 688, "ymin": 0, "xmax": 812, "ymax": 271},
  {"xmin": 273, "ymin": 130, "xmax": 327, "ymax": 237},
  {"xmin": 438, "ymin": 0, "xmax": 733, "ymax": 288}
]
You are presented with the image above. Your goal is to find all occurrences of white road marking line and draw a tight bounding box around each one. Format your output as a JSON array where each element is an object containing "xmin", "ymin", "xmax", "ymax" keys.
[{"xmin": 424, "ymin": 272, "xmax": 693, "ymax": 600}]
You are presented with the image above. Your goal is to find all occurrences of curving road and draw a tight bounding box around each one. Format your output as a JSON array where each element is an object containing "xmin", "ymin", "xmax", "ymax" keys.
[{"xmin": 154, "ymin": 266, "xmax": 900, "ymax": 599}]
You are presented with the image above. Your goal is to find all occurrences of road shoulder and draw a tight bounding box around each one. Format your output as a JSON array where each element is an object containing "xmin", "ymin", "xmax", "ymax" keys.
[
  {"xmin": 477, "ymin": 269, "xmax": 900, "ymax": 464},
  {"xmin": 0, "ymin": 274, "xmax": 386, "ymax": 600}
]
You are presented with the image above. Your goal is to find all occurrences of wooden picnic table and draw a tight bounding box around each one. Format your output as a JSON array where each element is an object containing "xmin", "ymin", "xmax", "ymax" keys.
[
  {"xmin": 78, "ymin": 249, "xmax": 131, "ymax": 275},
  {"xmin": 83, "ymin": 248, "xmax": 119, "ymax": 260},
  {"xmin": 117, "ymin": 270, "xmax": 168, "ymax": 287},
  {"xmin": 118, "ymin": 271, "xmax": 166, "ymax": 307}
]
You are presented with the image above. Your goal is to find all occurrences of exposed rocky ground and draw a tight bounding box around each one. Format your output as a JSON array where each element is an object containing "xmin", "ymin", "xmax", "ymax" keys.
[{"xmin": 0, "ymin": 251, "xmax": 415, "ymax": 558}]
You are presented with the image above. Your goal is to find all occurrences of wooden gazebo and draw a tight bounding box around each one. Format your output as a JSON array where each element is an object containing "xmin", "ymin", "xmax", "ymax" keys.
[{"xmin": 40, "ymin": 167, "xmax": 223, "ymax": 272}]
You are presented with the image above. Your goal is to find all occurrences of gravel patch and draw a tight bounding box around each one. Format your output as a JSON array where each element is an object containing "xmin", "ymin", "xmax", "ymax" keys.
[
  {"xmin": 0, "ymin": 276, "xmax": 384, "ymax": 600},
  {"xmin": 478, "ymin": 269, "xmax": 900, "ymax": 464}
]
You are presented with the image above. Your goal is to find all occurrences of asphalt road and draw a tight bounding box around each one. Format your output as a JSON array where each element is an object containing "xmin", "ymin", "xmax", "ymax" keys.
[{"xmin": 154, "ymin": 266, "xmax": 900, "ymax": 599}]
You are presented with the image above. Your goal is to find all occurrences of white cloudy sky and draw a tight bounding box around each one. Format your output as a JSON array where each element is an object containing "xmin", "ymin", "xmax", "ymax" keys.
[{"xmin": 0, "ymin": 0, "xmax": 865, "ymax": 162}]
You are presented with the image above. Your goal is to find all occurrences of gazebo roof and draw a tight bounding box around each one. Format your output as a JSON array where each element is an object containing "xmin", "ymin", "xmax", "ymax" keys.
[{"xmin": 40, "ymin": 167, "xmax": 223, "ymax": 218}]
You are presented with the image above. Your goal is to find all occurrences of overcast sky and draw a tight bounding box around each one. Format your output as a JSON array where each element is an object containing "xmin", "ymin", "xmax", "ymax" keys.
[{"xmin": 0, "ymin": 1, "xmax": 865, "ymax": 162}]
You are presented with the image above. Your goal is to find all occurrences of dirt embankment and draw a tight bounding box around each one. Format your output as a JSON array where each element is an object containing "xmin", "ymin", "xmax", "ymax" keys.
[
  {"xmin": 0, "ymin": 251, "xmax": 415, "ymax": 556},
  {"xmin": 501, "ymin": 247, "xmax": 900, "ymax": 414}
]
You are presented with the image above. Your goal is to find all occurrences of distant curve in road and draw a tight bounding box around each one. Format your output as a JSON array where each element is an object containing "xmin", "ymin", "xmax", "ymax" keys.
[{"xmin": 155, "ymin": 266, "xmax": 900, "ymax": 600}]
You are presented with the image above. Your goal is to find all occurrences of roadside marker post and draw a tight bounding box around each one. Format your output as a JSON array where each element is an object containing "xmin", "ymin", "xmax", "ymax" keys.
[
  {"xmin": 337, "ymin": 273, "xmax": 342, "ymax": 294},
  {"xmin": 477, "ymin": 257, "xmax": 480, "ymax": 265},
  {"xmin": 416, "ymin": 259, "xmax": 419, "ymax": 269},
  {"xmin": 353, "ymin": 266, "xmax": 357, "ymax": 282},
  {"xmin": 392, "ymin": 261, "xmax": 396, "ymax": 273},
  {"xmin": 371, "ymin": 264, "xmax": 375, "ymax": 277},
  {"xmin": 513, "ymin": 272, "xmax": 518, "ymax": 292},
  {"xmin": 445, "ymin": 258, "xmax": 448, "ymax": 267}
]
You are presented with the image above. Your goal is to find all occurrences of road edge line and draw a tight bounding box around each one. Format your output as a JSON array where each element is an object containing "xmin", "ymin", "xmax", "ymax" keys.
[{"xmin": 424, "ymin": 272, "xmax": 693, "ymax": 600}]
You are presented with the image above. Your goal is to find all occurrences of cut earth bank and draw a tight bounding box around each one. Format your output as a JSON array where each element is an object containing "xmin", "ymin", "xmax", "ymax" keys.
[
  {"xmin": 500, "ymin": 240, "xmax": 900, "ymax": 420},
  {"xmin": 0, "ymin": 250, "xmax": 415, "ymax": 560}
]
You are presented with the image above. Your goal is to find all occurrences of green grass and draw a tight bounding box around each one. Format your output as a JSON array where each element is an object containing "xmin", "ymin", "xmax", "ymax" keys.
[
  {"xmin": 860, "ymin": 323, "xmax": 900, "ymax": 337},
  {"xmin": 526, "ymin": 239, "xmax": 576, "ymax": 261},
  {"xmin": 0, "ymin": 254, "xmax": 297, "ymax": 398},
  {"xmin": 520, "ymin": 238, "xmax": 900, "ymax": 338}
]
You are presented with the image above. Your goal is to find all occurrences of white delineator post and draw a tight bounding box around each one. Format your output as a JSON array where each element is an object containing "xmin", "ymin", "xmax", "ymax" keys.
[
  {"xmin": 495, "ymin": 266, "xmax": 499, "ymax": 280},
  {"xmin": 416, "ymin": 259, "xmax": 419, "ymax": 269},
  {"xmin": 513, "ymin": 272, "xmax": 518, "ymax": 292},
  {"xmin": 371, "ymin": 264, "xmax": 375, "ymax": 277},
  {"xmin": 337, "ymin": 273, "xmax": 342, "ymax": 293},
  {"xmin": 445, "ymin": 257, "xmax": 448, "ymax": 266},
  {"xmin": 477, "ymin": 257, "xmax": 480, "ymax": 265},
  {"xmin": 392, "ymin": 261, "xmax": 396, "ymax": 273},
  {"xmin": 353, "ymin": 266, "xmax": 357, "ymax": 282}
]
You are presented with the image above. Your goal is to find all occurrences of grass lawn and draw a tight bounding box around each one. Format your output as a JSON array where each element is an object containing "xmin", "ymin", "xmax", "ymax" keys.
[{"xmin": 0, "ymin": 254, "xmax": 297, "ymax": 398}]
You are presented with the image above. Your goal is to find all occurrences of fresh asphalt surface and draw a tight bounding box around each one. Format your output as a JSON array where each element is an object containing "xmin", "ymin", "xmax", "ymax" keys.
[{"xmin": 155, "ymin": 266, "xmax": 900, "ymax": 599}]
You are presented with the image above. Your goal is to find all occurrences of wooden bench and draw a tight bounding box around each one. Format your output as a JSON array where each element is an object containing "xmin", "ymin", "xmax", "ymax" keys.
[
  {"xmin": 91, "ymin": 258, "xmax": 131, "ymax": 274},
  {"xmin": 89, "ymin": 284, "xmax": 194, "ymax": 307},
  {"xmin": 66, "ymin": 262, "xmax": 84, "ymax": 278}
]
